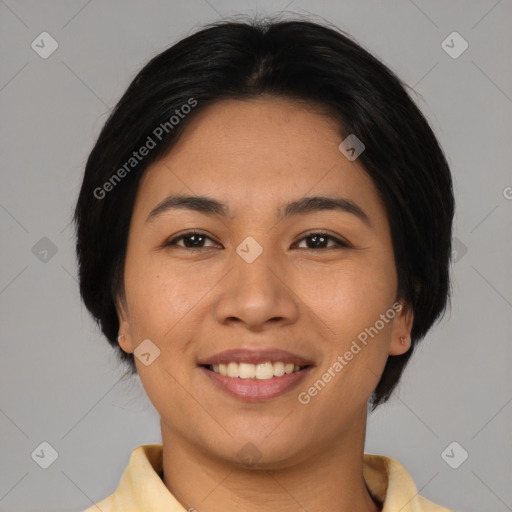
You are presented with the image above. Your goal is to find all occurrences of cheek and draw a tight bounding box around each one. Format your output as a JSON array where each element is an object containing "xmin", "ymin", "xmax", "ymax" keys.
[
  {"xmin": 124, "ymin": 255, "xmax": 201, "ymax": 338},
  {"xmin": 135, "ymin": 357, "xmax": 204, "ymax": 432},
  {"xmin": 297, "ymin": 254, "xmax": 397, "ymax": 338}
]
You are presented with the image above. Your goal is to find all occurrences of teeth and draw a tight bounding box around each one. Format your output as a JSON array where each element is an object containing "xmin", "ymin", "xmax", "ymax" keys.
[
  {"xmin": 227, "ymin": 362, "xmax": 238, "ymax": 378},
  {"xmin": 273, "ymin": 362, "xmax": 285, "ymax": 377},
  {"xmin": 239, "ymin": 363, "xmax": 256, "ymax": 379},
  {"xmin": 210, "ymin": 361, "xmax": 304, "ymax": 380},
  {"xmin": 256, "ymin": 362, "xmax": 274, "ymax": 380}
]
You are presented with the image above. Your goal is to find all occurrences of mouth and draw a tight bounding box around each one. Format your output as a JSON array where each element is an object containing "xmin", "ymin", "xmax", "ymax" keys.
[
  {"xmin": 202, "ymin": 361, "xmax": 309, "ymax": 380},
  {"xmin": 198, "ymin": 349, "xmax": 314, "ymax": 401}
]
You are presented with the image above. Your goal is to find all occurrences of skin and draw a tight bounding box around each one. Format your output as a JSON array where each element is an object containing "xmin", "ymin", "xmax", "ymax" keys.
[{"xmin": 116, "ymin": 96, "xmax": 413, "ymax": 512}]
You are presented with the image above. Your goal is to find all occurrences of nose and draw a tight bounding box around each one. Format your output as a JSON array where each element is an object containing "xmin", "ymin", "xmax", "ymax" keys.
[{"xmin": 212, "ymin": 246, "xmax": 300, "ymax": 331}]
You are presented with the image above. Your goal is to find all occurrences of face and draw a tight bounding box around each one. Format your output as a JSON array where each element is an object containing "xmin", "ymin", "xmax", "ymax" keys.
[{"xmin": 117, "ymin": 96, "xmax": 413, "ymax": 468}]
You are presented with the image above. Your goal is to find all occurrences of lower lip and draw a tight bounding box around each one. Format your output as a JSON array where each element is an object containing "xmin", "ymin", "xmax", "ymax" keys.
[{"xmin": 200, "ymin": 366, "xmax": 312, "ymax": 402}]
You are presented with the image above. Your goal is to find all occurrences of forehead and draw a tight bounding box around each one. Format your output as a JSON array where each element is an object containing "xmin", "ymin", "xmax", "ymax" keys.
[
  {"xmin": 134, "ymin": 97, "xmax": 385, "ymax": 224},
  {"xmin": 162, "ymin": 96, "xmax": 343, "ymax": 172}
]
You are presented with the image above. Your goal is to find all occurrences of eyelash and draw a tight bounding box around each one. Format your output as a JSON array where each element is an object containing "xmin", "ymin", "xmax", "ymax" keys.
[{"xmin": 164, "ymin": 230, "xmax": 351, "ymax": 250}]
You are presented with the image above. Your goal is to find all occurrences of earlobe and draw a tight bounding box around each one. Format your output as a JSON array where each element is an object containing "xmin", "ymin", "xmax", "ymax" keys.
[
  {"xmin": 115, "ymin": 297, "xmax": 135, "ymax": 354},
  {"xmin": 389, "ymin": 335, "xmax": 410, "ymax": 356},
  {"xmin": 116, "ymin": 329, "xmax": 135, "ymax": 355},
  {"xmin": 388, "ymin": 301, "xmax": 414, "ymax": 356}
]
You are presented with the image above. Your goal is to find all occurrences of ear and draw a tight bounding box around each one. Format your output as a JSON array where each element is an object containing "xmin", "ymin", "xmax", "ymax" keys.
[
  {"xmin": 115, "ymin": 294, "xmax": 135, "ymax": 354},
  {"xmin": 388, "ymin": 300, "xmax": 414, "ymax": 356}
]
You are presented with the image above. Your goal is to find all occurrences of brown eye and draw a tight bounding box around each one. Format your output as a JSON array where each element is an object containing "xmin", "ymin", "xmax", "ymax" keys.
[
  {"xmin": 295, "ymin": 232, "xmax": 350, "ymax": 250},
  {"xmin": 165, "ymin": 231, "xmax": 219, "ymax": 249}
]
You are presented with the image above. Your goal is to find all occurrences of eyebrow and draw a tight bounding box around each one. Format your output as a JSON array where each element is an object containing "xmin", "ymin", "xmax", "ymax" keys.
[{"xmin": 146, "ymin": 194, "xmax": 371, "ymax": 226}]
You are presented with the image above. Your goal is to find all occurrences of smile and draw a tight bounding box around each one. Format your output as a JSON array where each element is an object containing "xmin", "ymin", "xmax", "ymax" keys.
[
  {"xmin": 200, "ymin": 365, "xmax": 312, "ymax": 401},
  {"xmin": 204, "ymin": 361, "xmax": 307, "ymax": 380}
]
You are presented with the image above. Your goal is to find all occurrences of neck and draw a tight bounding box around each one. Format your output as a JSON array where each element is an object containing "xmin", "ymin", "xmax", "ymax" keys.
[{"xmin": 160, "ymin": 410, "xmax": 381, "ymax": 512}]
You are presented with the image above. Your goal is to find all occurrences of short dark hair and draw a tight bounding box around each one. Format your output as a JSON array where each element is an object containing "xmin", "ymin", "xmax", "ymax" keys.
[{"xmin": 74, "ymin": 17, "xmax": 454, "ymax": 409}]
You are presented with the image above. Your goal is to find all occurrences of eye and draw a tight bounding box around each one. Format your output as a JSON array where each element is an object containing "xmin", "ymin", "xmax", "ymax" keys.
[
  {"xmin": 164, "ymin": 231, "xmax": 219, "ymax": 249},
  {"xmin": 294, "ymin": 232, "xmax": 350, "ymax": 250},
  {"xmin": 164, "ymin": 230, "xmax": 351, "ymax": 251}
]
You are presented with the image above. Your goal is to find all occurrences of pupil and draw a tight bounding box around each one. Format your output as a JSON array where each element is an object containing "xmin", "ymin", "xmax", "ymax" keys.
[
  {"xmin": 185, "ymin": 234, "xmax": 204, "ymax": 247},
  {"xmin": 308, "ymin": 235, "xmax": 327, "ymax": 248}
]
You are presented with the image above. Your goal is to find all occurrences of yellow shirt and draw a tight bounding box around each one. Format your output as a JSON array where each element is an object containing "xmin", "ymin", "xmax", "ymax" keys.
[{"xmin": 84, "ymin": 444, "xmax": 452, "ymax": 511}]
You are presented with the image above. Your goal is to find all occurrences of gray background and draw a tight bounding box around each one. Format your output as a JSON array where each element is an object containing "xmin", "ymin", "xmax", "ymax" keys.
[{"xmin": 1, "ymin": 1, "xmax": 511, "ymax": 511}]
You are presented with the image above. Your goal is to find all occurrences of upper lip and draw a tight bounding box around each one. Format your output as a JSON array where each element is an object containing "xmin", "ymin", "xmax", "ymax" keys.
[{"xmin": 198, "ymin": 348, "xmax": 314, "ymax": 366}]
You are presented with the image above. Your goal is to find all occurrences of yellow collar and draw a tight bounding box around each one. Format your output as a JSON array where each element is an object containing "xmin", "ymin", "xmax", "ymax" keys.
[{"xmin": 85, "ymin": 444, "xmax": 452, "ymax": 512}]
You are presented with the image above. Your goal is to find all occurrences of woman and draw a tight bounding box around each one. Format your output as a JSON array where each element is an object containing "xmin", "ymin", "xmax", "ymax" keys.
[{"xmin": 75, "ymin": 17, "xmax": 454, "ymax": 512}]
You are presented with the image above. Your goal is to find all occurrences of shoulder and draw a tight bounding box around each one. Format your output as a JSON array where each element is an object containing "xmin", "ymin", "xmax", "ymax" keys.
[
  {"xmin": 80, "ymin": 444, "xmax": 186, "ymax": 511},
  {"xmin": 363, "ymin": 453, "xmax": 454, "ymax": 512},
  {"xmin": 417, "ymin": 494, "xmax": 454, "ymax": 512}
]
